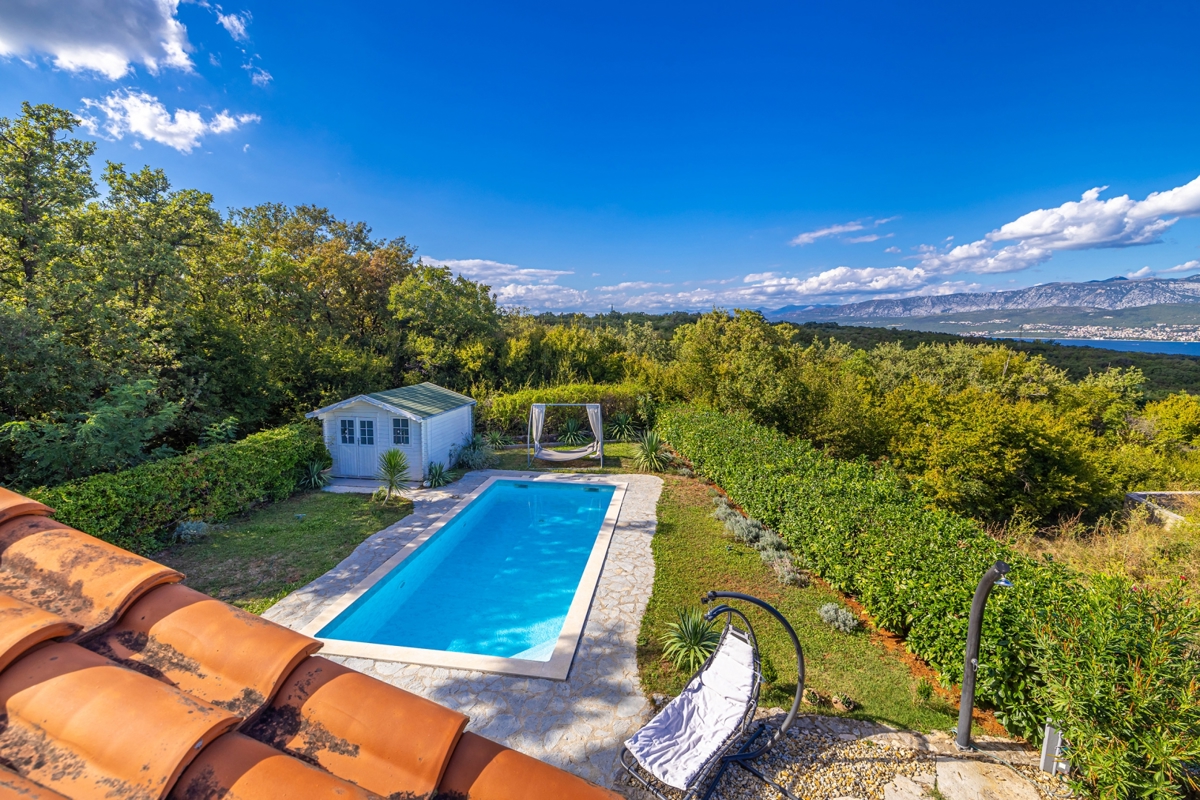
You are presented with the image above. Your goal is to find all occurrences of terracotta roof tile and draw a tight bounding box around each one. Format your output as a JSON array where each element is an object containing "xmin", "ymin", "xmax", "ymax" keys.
[
  {"xmin": 169, "ymin": 732, "xmax": 383, "ymax": 800},
  {"xmin": 0, "ymin": 594, "xmax": 80, "ymax": 674},
  {"xmin": 0, "ymin": 516, "xmax": 181, "ymax": 640},
  {"xmin": 0, "ymin": 643, "xmax": 240, "ymax": 800},
  {"xmin": 436, "ymin": 733, "xmax": 622, "ymax": 800},
  {"xmin": 84, "ymin": 584, "xmax": 321, "ymax": 721},
  {"xmin": 0, "ymin": 488, "xmax": 52, "ymax": 527},
  {"xmin": 0, "ymin": 768, "xmax": 71, "ymax": 799},
  {"xmin": 243, "ymin": 656, "xmax": 467, "ymax": 797}
]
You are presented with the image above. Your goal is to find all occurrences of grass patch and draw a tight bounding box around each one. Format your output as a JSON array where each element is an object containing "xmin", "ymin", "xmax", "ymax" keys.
[
  {"xmin": 492, "ymin": 441, "xmax": 644, "ymax": 473},
  {"xmin": 638, "ymin": 476, "xmax": 961, "ymax": 733},
  {"xmin": 157, "ymin": 491, "xmax": 412, "ymax": 614}
]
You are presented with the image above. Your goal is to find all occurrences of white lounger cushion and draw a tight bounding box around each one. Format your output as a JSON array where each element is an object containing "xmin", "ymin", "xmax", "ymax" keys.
[{"xmin": 625, "ymin": 631, "xmax": 756, "ymax": 790}]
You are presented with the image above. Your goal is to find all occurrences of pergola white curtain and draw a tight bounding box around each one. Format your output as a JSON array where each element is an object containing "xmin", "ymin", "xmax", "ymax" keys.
[{"xmin": 528, "ymin": 403, "xmax": 603, "ymax": 462}]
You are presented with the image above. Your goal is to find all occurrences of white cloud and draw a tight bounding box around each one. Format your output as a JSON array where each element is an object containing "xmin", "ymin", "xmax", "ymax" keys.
[
  {"xmin": 216, "ymin": 10, "xmax": 249, "ymax": 41},
  {"xmin": 1162, "ymin": 260, "xmax": 1200, "ymax": 274},
  {"xmin": 1125, "ymin": 266, "xmax": 1154, "ymax": 279},
  {"xmin": 845, "ymin": 232, "xmax": 894, "ymax": 244},
  {"xmin": 884, "ymin": 246, "xmax": 902, "ymax": 254},
  {"xmin": 80, "ymin": 90, "xmax": 259, "ymax": 153},
  {"xmin": 243, "ymin": 62, "xmax": 272, "ymax": 86},
  {"xmin": 789, "ymin": 216, "xmax": 898, "ymax": 246},
  {"xmin": 914, "ymin": 176, "xmax": 1200, "ymax": 277},
  {"xmin": 0, "ymin": 0, "xmax": 193, "ymax": 79},
  {"xmin": 419, "ymin": 257, "xmax": 573, "ymax": 286},
  {"xmin": 790, "ymin": 221, "xmax": 863, "ymax": 246}
]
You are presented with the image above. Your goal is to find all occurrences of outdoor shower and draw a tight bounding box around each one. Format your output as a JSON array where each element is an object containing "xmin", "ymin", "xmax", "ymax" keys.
[{"xmin": 955, "ymin": 560, "xmax": 1012, "ymax": 750}]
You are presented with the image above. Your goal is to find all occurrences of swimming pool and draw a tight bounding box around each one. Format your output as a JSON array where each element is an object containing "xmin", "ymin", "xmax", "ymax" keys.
[{"xmin": 304, "ymin": 476, "xmax": 627, "ymax": 679}]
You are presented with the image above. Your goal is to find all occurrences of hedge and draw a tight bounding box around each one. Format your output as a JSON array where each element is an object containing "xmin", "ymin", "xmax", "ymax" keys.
[
  {"xmin": 659, "ymin": 406, "xmax": 1200, "ymax": 798},
  {"xmin": 32, "ymin": 423, "xmax": 327, "ymax": 555},
  {"xmin": 476, "ymin": 382, "xmax": 648, "ymax": 433}
]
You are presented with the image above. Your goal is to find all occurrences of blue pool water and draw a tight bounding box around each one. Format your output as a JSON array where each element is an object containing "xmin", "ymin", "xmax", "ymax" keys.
[{"xmin": 318, "ymin": 480, "xmax": 616, "ymax": 660}]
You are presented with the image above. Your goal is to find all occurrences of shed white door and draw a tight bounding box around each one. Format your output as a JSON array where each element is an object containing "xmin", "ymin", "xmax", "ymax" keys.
[{"xmin": 333, "ymin": 416, "xmax": 380, "ymax": 478}]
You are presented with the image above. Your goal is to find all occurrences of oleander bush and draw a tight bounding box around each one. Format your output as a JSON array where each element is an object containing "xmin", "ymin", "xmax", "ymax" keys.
[
  {"xmin": 660, "ymin": 405, "xmax": 1200, "ymax": 798},
  {"xmin": 31, "ymin": 423, "xmax": 326, "ymax": 554}
]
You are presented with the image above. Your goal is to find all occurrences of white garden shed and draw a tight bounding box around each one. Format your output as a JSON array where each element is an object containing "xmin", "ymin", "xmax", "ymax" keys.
[{"xmin": 306, "ymin": 382, "xmax": 476, "ymax": 479}]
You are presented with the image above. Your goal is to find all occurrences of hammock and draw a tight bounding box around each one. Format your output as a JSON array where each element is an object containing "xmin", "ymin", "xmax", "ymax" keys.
[{"xmin": 529, "ymin": 404, "xmax": 603, "ymax": 463}]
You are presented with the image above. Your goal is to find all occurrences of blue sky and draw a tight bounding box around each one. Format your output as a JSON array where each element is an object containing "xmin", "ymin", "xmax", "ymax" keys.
[{"xmin": 2, "ymin": 1, "xmax": 1199, "ymax": 313}]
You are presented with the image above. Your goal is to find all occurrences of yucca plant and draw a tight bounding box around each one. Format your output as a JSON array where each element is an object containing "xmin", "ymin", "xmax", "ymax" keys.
[
  {"xmin": 483, "ymin": 430, "xmax": 510, "ymax": 449},
  {"xmin": 374, "ymin": 448, "xmax": 409, "ymax": 504},
  {"xmin": 605, "ymin": 411, "xmax": 637, "ymax": 442},
  {"xmin": 301, "ymin": 459, "xmax": 330, "ymax": 489},
  {"xmin": 661, "ymin": 607, "xmax": 721, "ymax": 674},
  {"xmin": 632, "ymin": 430, "xmax": 670, "ymax": 472},
  {"xmin": 559, "ymin": 416, "xmax": 590, "ymax": 445},
  {"xmin": 426, "ymin": 461, "xmax": 450, "ymax": 488}
]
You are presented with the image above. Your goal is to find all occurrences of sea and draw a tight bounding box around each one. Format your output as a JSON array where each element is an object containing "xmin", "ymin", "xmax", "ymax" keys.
[{"xmin": 997, "ymin": 338, "xmax": 1200, "ymax": 356}]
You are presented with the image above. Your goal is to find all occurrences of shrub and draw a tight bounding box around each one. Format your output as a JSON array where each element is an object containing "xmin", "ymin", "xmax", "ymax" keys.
[
  {"xmin": 452, "ymin": 434, "xmax": 497, "ymax": 470},
  {"xmin": 661, "ymin": 607, "xmax": 721, "ymax": 674},
  {"xmin": 632, "ymin": 430, "xmax": 670, "ymax": 472},
  {"xmin": 476, "ymin": 382, "xmax": 647, "ymax": 433},
  {"xmin": 31, "ymin": 423, "xmax": 326, "ymax": 554},
  {"xmin": 426, "ymin": 461, "xmax": 450, "ymax": 488},
  {"xmin": 819, "ymin": 603, "xmax": 860, "ymax": 633},
  {"xmin": 1033, "ymin": 575, "xmax": 1200, "ymax": 799}
]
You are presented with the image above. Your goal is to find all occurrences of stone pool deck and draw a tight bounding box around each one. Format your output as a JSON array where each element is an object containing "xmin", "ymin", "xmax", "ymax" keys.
[{"xmin": 263, "ymin": 469, "xmax": 663, "ymax": 788}]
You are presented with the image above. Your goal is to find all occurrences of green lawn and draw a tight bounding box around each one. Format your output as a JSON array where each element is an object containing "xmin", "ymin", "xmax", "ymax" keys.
[
  {"xmin": 492, "ymin": 441, "xmax": 641, "ymax": 472},
  {"xmin": 157, "ymin": 491, "xmax": 412, "ymax": 614},
  {"xmin": 639, "ymin": 476, "xmax": 962, "ymax": 733}
]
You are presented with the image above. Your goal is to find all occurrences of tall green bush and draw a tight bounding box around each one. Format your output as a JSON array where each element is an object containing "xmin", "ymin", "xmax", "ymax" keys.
[
  {"xmin": 659, "ymin": 406, "xmax": 1200, "ymax": 798},
  {"xmin": 475, "ymin": 382, "xmax": 647, "ymax": 433},
  {"xmin": 31, "ymin": 423, "xmax": 326, "ymax": 554}
]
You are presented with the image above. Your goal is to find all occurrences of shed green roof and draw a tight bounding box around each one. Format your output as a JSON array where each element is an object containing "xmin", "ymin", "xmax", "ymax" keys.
[{"xmin": 367, "ymin": 382, "xmax": 475, "ymax": 419}]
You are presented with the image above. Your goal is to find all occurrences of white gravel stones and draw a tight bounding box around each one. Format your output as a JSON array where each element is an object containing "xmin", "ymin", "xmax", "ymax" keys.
[{"xmin": 264, "ymin": 469, "xmax": 663, "ymax": 789}]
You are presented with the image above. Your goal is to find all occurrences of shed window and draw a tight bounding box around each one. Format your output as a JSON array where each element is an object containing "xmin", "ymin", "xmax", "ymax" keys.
[
  {"xmin": 339, "ymin": 419, "xmax": 355, "ymax": 445},
  {"xmin": 393, "ymin": 418, "xmax": 410, "ymax": 445},
  {"xmin": 359, "ymin": 419, "xmax": 374, "ymax": 445}
]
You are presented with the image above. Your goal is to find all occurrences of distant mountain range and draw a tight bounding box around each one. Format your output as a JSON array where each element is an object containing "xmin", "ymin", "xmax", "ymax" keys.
[{"xmin": 771, "ymin": 276, "xmax": 1200, "ymax": 321}]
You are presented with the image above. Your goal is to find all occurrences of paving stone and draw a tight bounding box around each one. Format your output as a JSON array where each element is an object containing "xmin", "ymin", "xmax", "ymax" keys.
[
  {"xmin": 936, "ymin": 756, "xmax": 1042, "ymax": 800},
  {"xmin": 884, "ymin": 775, "xmax": 932, "ymax": 800}
]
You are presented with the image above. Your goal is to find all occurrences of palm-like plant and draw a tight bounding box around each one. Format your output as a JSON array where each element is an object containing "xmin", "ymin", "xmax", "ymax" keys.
[
  {"xmin": 661, "ymin": 607, "xmax": 721, "ymax": 674},
  {"xmin": 301, "ymin": 459, "xmax": 330, "ymax": 489},
  {"xmin": 559, "ymin": 416, "xmax": 591, "ymax": 445},
  {"xmin": 605, "ymin": 411, "xmax": 637, "ymax": 442},
  {"xmin": 632, "ymin": 430, "xmax": 670, "ymax": 472},
  {"xmin": 374, "ymin": 448, "xmax": 409, "ymax": 504},
  {"xmin": 426, "ymin": 461, "xmax": 450, "ymax": 488},
  {"xmin": 483, "ymin": 430, "xmax": 510, "ymax": 449}
]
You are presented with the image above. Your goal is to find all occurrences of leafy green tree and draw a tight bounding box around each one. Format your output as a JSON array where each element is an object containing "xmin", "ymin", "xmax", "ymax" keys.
[
  {"xmin": 0, "ymin": 103, "xmax": 96, "ymax": 291},
  {"xmin": 390, "ymin": 264, "xmax": 502, "ymax": 387},
  {"xmin": 0, "ymin": 380, "xmax": 180, "ymax": 486}
]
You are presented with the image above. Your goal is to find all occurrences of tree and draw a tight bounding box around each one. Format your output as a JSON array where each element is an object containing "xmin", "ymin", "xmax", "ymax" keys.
[{"xmin": 0, "ymin": 103, "xmax": 96, "ymax": 291}]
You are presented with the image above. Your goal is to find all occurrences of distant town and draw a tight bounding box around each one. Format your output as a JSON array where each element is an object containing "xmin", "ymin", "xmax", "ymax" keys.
[{"xmin": 953, "ymin": 323, "xmax": 1200, "ymax": 342}]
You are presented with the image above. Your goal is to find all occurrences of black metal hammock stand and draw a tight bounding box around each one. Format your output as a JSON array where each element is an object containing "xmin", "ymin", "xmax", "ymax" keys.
[{"xmin": 619, "ymin": 591, "xmax": 806, "ymax": 800}]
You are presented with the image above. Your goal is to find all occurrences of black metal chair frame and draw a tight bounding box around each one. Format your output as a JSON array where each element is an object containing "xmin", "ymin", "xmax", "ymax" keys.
[{"xmin": 619, "ymin": 591, "xmax": 806, "ymax": 800}]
